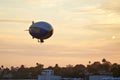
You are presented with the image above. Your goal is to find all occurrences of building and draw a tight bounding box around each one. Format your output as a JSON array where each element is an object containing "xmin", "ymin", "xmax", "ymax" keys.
[
  {"xmin": 62, "ymin": 78, "xmax": 83, "ymax": 80},
  {"xmin": 38, "ymin": 70, "xmax": 61, "ymax": 80},
  {"xmin": 38, "ymin": 70, "xmax": 83, "ymax": 80},
  {"xmin": 103, "ymin": 77, "xmax": 120, "ymax": 80},
  {"xmin": 89, "ymin": 75, "xmax": 120, "ymax": 80},
  {"xmin": 89, "ymin": 75, "xmax": 112, "ymax": 80}
]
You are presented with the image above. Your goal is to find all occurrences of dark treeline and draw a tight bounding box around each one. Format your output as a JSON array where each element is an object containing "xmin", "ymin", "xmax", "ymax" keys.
[{"xmin": 0, "ymin": 58, "xmax": 120, "ymax": 79}]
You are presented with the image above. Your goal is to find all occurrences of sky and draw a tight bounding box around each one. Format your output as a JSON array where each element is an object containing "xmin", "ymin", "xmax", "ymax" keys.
[{"xmin": 0, "ymin": 0, "xmax": 120, "ymax": 68}]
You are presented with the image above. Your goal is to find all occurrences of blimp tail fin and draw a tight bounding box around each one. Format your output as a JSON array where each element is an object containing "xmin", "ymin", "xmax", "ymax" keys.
[{"xmin": 32, "ymin": 21, "xmax": 34, "ymax": 24}]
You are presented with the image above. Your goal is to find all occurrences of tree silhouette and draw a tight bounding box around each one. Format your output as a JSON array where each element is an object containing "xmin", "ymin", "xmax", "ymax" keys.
[{"xmin": 0, "ymin": 59, "xmax": 120, "ymax": 79}]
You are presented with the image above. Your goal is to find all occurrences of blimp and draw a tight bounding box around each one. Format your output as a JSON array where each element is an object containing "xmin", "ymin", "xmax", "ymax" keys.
[{"xmin": 28, "ymin": 21, "xmax": 53, "ymax": 43}]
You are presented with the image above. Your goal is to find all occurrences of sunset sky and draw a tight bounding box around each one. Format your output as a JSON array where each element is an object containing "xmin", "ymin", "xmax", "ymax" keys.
[{"xmin": 0, "ymin": 0, "xmax": 120, "ymax": 68}]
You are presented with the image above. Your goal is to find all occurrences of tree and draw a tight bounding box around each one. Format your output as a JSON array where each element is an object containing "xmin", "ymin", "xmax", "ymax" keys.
[
  {"xmin": 111, "ymin": 63, "xmax": 120, "ymax": 77},
  {"xmin": 1, "ymin": 65, "xmax": 4, "ymax": 69},
  {"xmin": 102, "ymin": 58, "xmax": 107, "ymax": 63},
  {"xmin": 87, "ymin": 61, "xmax": 101, "ymax": 75},
  {"xmin": 54, "ymin": 64, "xmax": 61, "ymax": 75},
  {"xmin": 74, "ymin": 64, "xmax": 86, "ymax": 78},
  {"xmin": 89, "ymin": 61, "xmax": 91, "ymax": 65},
  {"xmin": 101, "ymin": 59, "xmax": 111, "ymax": 72}
]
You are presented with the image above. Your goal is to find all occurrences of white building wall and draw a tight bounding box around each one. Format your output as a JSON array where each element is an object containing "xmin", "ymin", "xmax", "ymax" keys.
[
  {"xmin": 38, "ymin": 75, "xmax": 61, "ymax": 80},
  {"xmin": 62, "ymin": 78, "xmax": 83, "ymax": 80},
  {"xmin": 89, "ymin": 75, "xmax": 112, "ymax": 80},
  {"xmin": 38, "ymin": 70, "xmax": 83, "ymax": 80},
  {"xmin": 103, "ymin": 78, "xmax": 120, "ymax": 80}
]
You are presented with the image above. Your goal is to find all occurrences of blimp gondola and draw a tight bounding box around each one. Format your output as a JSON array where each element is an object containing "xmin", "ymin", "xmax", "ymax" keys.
[{"xmin": 29, "ymin": 21, "xmax": 53, "ymax": 43}]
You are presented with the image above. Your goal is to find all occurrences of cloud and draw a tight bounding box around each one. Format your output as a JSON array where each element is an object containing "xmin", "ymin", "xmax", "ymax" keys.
[
  {"xmin": 102, "ymin": 41, "xmax": 120, "ymax": 53},
  {"xmin": 24, "ymin": 0, "xmax": 64, "ymax": 8},
  {"xmin": 82, "ymin": 23, "xmax": 120, "ymax": 41},
  {"xmin": 101, "ymin": 0, "xmax": 120, "ymax": 14},
  {"xmin": 84, "ymin": 24, "xmax": 120, "ymax": 32}
]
